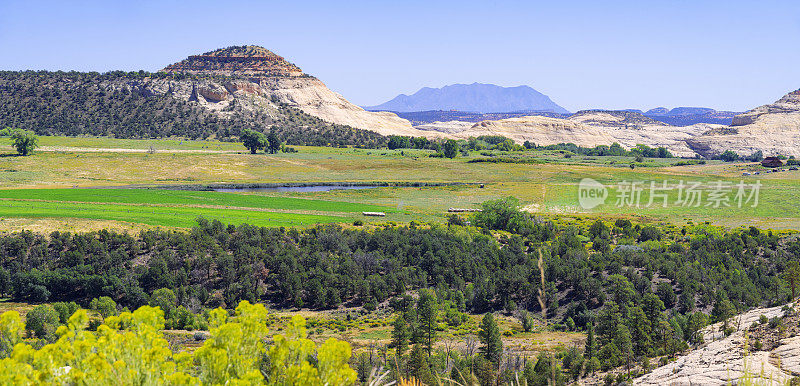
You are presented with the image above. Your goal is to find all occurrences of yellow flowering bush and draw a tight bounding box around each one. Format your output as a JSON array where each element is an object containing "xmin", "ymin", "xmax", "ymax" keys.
[{"xmin": 0, "ymin": 301, "xmax": 357, "ymax": 385}]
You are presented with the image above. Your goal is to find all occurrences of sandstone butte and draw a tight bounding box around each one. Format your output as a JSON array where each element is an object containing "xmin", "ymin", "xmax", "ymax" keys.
[{"xmin": 151, "ymin": 45, "xmax": 429, "ymax": 137}]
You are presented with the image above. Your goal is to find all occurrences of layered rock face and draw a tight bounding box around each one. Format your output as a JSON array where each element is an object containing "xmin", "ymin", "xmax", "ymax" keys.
[
  {"xmin": 410, "ymin": 110, "xmax": 712, "ymax": 156},
  {"xmin": 254, "ymin": 77, "xmax": 427, "ymax": 137},
  {"xmin": 687, "ymin": 89, "xmax": 800, "ymax": 157},
  {"xmin": 731, "ymin": 89, "xmax": 800, "ymax": 126},
  {"xmin": 158, "ymin": 45, "xmax": 420, "ymax": 136},
  {"xmin": 447, "ymin": 116, "xmax": 617, "ymax": 148},
  {"xmin": 566, "ymin": 110, "xmax": 716, "ymax": 157}
]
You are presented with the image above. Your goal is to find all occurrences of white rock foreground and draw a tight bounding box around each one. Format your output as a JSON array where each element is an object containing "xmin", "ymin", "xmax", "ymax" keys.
[{"xmin": 635, "ymin": 304, "xmax": 797, "ymax": 385}]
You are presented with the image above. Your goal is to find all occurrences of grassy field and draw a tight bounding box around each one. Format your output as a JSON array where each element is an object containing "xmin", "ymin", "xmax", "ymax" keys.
[
  {"xmin": 18, "ymin": 136, "xmax": 244, "ymax": 151},
  {"xmin": 0, "ymin": 188, "xmax": 401, "ymax": 228},
  {"xmin": 2, "ymin": 135, "xmax": 800, "ymax": 230}
]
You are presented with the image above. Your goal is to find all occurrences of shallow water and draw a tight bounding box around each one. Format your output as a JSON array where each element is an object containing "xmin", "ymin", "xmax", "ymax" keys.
[{"xmin": 213, "ymin": 185, "xmax": 379, "ymax": 193}]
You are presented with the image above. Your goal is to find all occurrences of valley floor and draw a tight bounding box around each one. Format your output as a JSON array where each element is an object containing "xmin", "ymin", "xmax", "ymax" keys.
[{"xmin": 2, "ymin": 136, "xmax": 800, "ymax": 231}]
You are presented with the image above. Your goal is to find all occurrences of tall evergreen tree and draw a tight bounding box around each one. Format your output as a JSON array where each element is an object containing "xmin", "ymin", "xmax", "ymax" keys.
[
  {"xmin": 392, "ymin": 314, "xmax": 410, "ymax": 357},
  {"xmin": 783, "ymin": 260, "xmax": 800, "ymax": 301},
  {"xmin": 584, "ymin": 322, "xmax": 596, "ymax": 359},
  {"xmin": 615, "ymin": 324, "xmax": 633, "ymax": 375},
  {"xmin": 479, "ymin": 313, "xmax": 503, "ymax": 366},
  {"xmin": 417, "ymin": 289, "xmax": 438, "ymax": 355}
]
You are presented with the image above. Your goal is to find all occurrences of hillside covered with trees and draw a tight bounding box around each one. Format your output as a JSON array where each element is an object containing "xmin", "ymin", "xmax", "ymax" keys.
[
  {"xmin": 0, "ymin": 70, "xmax": 388, "ymax": 147},
  {"xmin": 0, "ymin": 198, "xmax": 798, "ymax": 383}
]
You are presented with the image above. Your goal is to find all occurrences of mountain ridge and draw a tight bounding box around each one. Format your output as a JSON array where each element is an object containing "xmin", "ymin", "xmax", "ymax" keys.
[{"xmin": 366, "ymin": 83, "xmax": 570, "ymax": 114}]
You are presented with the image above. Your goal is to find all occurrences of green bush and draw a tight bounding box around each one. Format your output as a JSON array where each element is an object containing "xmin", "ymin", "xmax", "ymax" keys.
[
  {"xmin": 10, "ymin": 129, "xmax": 38, "ymax": 156},
  {"xmin": 25, "ymin": 304, "xmax": 59, "ymax": 340}
]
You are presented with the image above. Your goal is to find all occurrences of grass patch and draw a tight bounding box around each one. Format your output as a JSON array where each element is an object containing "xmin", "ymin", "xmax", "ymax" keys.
[
  {"xmin": 0, "ymin": 199, "xmax": 348, "ymax": 228},
  {"xmin": 0, "ymin": 188, "xmax": 392, "ymax": 213}
]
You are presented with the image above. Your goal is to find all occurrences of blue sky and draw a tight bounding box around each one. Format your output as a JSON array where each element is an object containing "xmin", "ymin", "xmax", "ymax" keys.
[{"xmin": 1, "ymin": 0, "xmax": 798, "ymax": 112}]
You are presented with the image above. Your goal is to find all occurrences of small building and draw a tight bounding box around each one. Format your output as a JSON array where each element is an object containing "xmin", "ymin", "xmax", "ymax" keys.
[
  {"xmin": 362, "ymin": 212, "xmax": 386, "ymax": 217},
  {"xmin": 762, "ymin": 157, "xmax": 783, "ymax": 168}
]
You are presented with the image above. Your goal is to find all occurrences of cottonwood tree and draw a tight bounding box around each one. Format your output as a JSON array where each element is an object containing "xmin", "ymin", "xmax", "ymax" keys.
[
  {"xmin": 10, "ymin": 129, "xmax": 38, "ymax": 156},
  {"xmin": 240, "ymin": 129, "xmax": 267, "ymax": 154},
  {"xmin": 443, "ymin": 139, "xmax": 459, "ymax": 159},
  {"xmin": 89, "ymin": 296, "xmax": 117, "ymax": 320}
]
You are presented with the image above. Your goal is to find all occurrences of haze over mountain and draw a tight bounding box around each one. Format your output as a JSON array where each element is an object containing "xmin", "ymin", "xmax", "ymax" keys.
[{"xmin": 366, "ymin": 83, "xmax": 570, "ymax": 114}]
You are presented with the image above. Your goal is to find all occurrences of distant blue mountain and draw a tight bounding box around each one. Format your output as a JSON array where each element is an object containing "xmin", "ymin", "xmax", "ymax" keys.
[{"xmin": 365, "ymin": 83, "xmax": 570, "ymax": 114}]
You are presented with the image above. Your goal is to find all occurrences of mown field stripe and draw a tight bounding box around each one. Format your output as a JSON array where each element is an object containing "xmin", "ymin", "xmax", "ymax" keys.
[
  {"xmin": 0, "ymin": 200, "xmax": 349, "ymax": 228},
  {"xmin": 0, "ymin": 188, "xmax": 394, "ymax": 213}
]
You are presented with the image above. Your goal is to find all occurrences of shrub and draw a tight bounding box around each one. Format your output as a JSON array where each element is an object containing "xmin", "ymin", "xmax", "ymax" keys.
[
  {"xmin": 10, "ymin": 129, "xmax": 38, "ymax": 156},
  {"xmin": 25, "ymin": 304, "xmax": 59, "ymax": 340},
  {"xmin": 1, "ymin": 301, "xmax": 357, "ymax": 384},
  {"xmin": 720, "ymin": 150, "xmax": 739, "ymax": 162},
  {"xmin": 52, "ymin": 302, "xmax": 79, "ymax": 324},
  {"xmin": 89, "ymin": 296, "xmax": 117, "ymax": 319},
  {"xmin": 149, "ymin": 288, "xmax": 177, "ymax": 317},
  {"xmin": 639, "ymin": 226, "xmax": 662, "ymax": 242}
]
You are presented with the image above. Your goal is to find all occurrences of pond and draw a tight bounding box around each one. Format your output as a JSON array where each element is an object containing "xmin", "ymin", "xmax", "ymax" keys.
[{"xmin": 213, "ymin": 185, "xmax": 380, "ymax": 193}]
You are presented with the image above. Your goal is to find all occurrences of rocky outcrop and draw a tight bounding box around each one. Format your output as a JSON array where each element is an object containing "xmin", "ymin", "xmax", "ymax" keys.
[
  {"xmin": 602, "ymin": 122, "xmax": 721, "ymax": 158},
  {"xmin": 446, "ymin": 116, "xmax": 617, "ymax": 147},
  {"xmin": 731, "ymin": 90, "xmax": 800, "ymax": 126},
  {"xmin": 687, "ymin": 89, "xmax": 800, "ymax": 157},
  {"xmin": 567, "ymin": 110, "xmax": 709, "ymax": 157},
  {"xmin": 255, "ymin": 77, "xmax": 425, "ymax": 137},
  {"xmin": 635, "ymin": 304, "xmax": 796, "ymax": 385},
  {"xmin": 413, "ymin": 120, "xmax": 476, "ymax": 134},
  {"xmin": 162, "ymin": 45, "xmax": 303, "ymax": 77},
  {"xmin": 158, "ymin": 45, "xmax": 422, "ymax": 136}
]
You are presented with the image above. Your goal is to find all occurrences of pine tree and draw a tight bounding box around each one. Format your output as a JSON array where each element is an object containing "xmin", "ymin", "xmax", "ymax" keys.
[
  {"xmin": 392, "ymin": 313, "xmax": 410, "ymax": 357},
  {"xmin": 615, "ymin": 324, "xmax": 633, "ymax": 375},
  {"xmin": 584, "ymin": 322, "xmax": 596, "ymax": 359},
  {"xmin": 479, "ymin": 313, "xmax": 503, "ymax": 366},
  {"xmin": 417, "ymin": 289, "xmax": 438, "ymax": 355},
  {"xmin": 783, "ymin": 260, "xmax": 800, "ymax": 301},
  {"xmin": 711, "ymin": 292, "xmax": 734, "ymax": 332}
]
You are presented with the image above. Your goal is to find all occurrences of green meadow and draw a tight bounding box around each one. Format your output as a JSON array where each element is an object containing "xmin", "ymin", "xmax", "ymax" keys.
[
  {"xmin": 0, "ymin": 188, "xmax": 401, "ymax": 228},
  {"xmin": 2, "ymin": 135, "xmax": 800, "ymax": 230}
]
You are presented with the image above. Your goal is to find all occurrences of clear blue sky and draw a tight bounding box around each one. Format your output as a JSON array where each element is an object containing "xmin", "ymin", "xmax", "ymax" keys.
[{"xmin": 1, "ymin": 0, "xmax": 798, "ymax": 112}]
